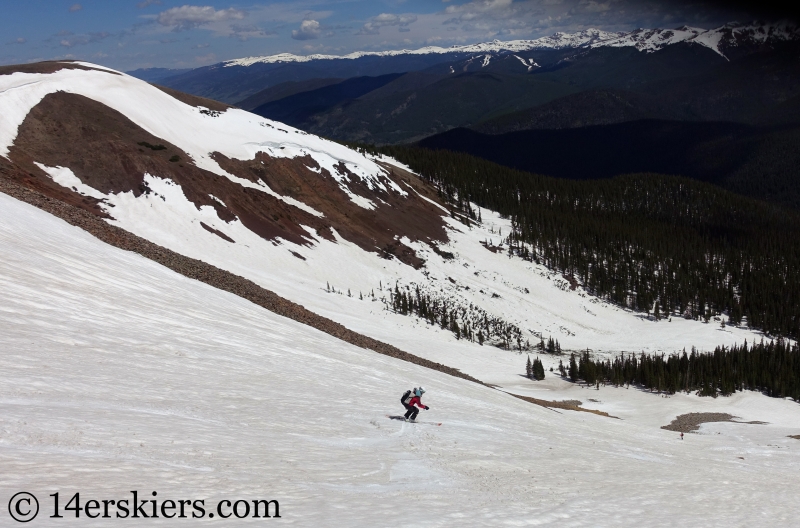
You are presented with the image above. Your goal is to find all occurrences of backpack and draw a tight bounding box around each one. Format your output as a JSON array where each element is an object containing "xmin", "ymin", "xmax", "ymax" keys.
[{"xmin": 401, "ymin": 389, "xmax": 414, "ymax": 404}]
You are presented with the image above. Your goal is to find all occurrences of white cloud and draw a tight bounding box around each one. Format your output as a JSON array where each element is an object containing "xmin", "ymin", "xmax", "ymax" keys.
[
  {"xmin": 157, "ymin": 5, "xmax": 246, "ymax": 32},
  {"xmin": 194, "ymin": 52, "xmax": 217, "ymax": 64},
  {"xmin": 358, "ymin": 13, "xmax": 418, "ymax": 35},
  {"xmin": 137, "ymin": 0, "xmax": 162, "ymax": 8},
  {"xmin": 58, "ymin": 31, "xmax": 111, "ymax": 48},
  {"xmin": 69, "ymin": 4, "xmax": 83, "ymax": 12},
  {"xmin": 291, "ymin": 19, "xmax": 322, "ymax": 40}
]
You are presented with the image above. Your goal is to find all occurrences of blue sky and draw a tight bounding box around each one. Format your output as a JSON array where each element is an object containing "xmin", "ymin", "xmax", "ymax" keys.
[{"xmin": 0, "ymin": 1, "xmax": 769, "ymax": 71}]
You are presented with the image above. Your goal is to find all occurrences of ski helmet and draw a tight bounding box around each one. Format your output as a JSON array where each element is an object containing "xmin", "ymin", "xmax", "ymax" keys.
[{"xmin": 416, "ymin": 387, "xmax": 426, "ymax": 396}]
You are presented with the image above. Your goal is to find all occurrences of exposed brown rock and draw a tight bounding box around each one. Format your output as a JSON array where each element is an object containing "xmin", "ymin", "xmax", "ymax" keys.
[
  {"xmin": 200, "ymin": 221, "xmax": 235, "ymax": 243},
  {"xmin": 8, "ymin": 91, "xmax": 448, "ymax": 265},
  {"xmin": 661, "ymin": 412, "xmax": 767, "ymax": 433},
  {"xmin": 212, "ymin": 152, "xmax": 448, "ymax": 268},
  {"xmin": 509, "ymin": 394, "xmax": 617, "ymax": 418},
  {"xmin": 0, "ymin": 60, "xmax": 119, "ymax": 76}
]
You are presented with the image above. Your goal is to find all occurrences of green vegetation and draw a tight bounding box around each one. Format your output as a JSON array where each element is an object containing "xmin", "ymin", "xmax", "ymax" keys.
[
  {"xmin": 526, "ymin": 356, "xmax": 545, "ymax": 380},
  {"xmin": 364, "ymin": 144, "xmax": 800, "ymax": 339},
  {"xmin": 384, "ymin": 283, "xmax": 531, "ymax": 350},
  {"xmin": 137, "ymin": 141, "xmax": 167, "ymax": 151}
]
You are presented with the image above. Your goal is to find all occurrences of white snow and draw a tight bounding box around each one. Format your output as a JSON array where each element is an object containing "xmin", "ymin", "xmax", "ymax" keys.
[
  {"xmin": 35, "ymin": 162, "xmax": 106, "ymax": 200},
  {"xmin": 593, "ymin": 26, "xmax": 706, "ymax": 53},
  {"xmin": 590, "ymin": 21, "xmax": 800, "ymax": 57},
  {"xmin": 2, "ymin": 190, "xmax": 800, "ymax": 526}
]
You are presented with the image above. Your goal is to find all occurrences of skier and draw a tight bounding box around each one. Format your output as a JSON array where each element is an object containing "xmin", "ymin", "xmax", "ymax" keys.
[
  {"xmin": 680, "ymin": 432, "xmax": 684, "ymax": 440},
  {"xmin": 400, "ymin": 387, "xmax": 430, "ymax": 422}
]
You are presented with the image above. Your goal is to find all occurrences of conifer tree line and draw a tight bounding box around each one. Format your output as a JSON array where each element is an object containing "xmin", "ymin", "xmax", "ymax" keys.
[
  {"xmin": 558, "ymin": 340, "xmax": 799, "ymax": 400},
  {"xmin": 384, "ymin": 282, "xmax": 532, "ymax": 349},
  {"xmin": 359, "ymin": 145, "xmax": 800, "ymax": 339}
]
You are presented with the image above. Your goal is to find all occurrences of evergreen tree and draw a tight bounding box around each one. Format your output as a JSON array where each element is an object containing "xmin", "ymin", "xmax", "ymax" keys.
[
  {"xmin": 533, "ymin": 357, "xmax": 546, "ymax": 380},
  {"xmin": 569, "ymin": 353, "xmax": 578, "ymax": 382}
]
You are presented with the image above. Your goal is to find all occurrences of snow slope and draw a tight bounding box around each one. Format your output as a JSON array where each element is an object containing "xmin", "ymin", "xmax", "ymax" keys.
[
  {"xmin": 3, "ymin": 192, "xmax": 800, "ymax": 526},
  {"xmin": 0, "ymin": 64, "xmax": 769, "ymax": 391},
  {"xmin": 0, "ymin": 64, "xmax": 398, "ymax": 213}
]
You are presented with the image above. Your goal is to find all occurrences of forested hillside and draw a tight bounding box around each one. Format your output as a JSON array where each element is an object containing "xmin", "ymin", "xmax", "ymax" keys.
[{"xmin": 365, "ymin": 145, "xmax": 800, "ymax": 339}]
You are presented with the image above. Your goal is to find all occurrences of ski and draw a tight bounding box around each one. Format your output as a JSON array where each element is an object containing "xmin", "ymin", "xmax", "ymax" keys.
[{"xmin": 385, "ymin": 414, "xmax": 441, "ymax": 426}]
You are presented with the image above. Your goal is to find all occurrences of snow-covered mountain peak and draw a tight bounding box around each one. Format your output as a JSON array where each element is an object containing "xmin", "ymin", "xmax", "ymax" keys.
[
  {"xmin": 223, "ymin": 21, "xmax": 799, "ymax": 68},
  {"xmin": 223, "ymin": 29, "xmax": 625, "ymax": 67},
  {"xmin": 592, "ymin": 21, "xmax": 800, "ymax": 56}
]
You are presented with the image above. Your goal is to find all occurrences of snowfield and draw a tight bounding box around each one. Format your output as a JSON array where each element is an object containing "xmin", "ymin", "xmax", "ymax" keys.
[{"xmin": 2, "ymin": 186, "xmax": 800, "ymax": 526}]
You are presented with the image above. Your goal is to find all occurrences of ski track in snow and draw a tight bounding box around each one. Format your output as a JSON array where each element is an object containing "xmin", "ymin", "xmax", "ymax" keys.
[{"xmin": 2, "ymin": 190, "xmax": 800, "ymax": 526}]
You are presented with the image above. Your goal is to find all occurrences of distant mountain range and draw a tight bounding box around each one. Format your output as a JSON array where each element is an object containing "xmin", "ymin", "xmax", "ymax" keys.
[
  {"xmin": 222, "ymin": 21, "xmax": 799, "ymax": 66},
  {"xmin": 125, "ymin": 21, "xmax": 800, "ymax": 209},
  {"xmin": 136, "ymin": 21, "xmax": 800, "ymax": 105}
]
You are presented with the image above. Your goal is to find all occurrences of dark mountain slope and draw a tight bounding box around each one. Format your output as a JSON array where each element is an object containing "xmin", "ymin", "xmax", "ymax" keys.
[
  {"xmin": 160, "ymin": 54, "xmax": 471, "ymax": 104},
  {"xmin": 303, "ymin": 72, "xmax": 576, "ymax": 144},
  {"xmin": 127, "ymin": 67, "xmax": 192, "ymax": 83},
  {"xmin": 250, "ymin": 73, "xmax": 404, "ymax": 129},
  {"xmin": 420, "ymin": 121, "xmax": 755, "ymax": 182},
  {"xmin": 471, "ymin": 90, "xmax": 669, "ymax": 133},
  {"xmin": 419, "ymin": 120, "xmax": 800, "ymax": 210},
  {"xmin": 474, "ymin": 41, "xmax": 800, "ymax": 135},
  {"xmin": 237, "ymin": 78, "xmax": 344, "ymax": 112}
]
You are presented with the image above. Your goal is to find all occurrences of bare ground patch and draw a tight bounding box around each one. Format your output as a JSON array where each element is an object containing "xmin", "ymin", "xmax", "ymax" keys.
[
  {"xmin": 789, "ymin": 435, "xmax": 800, "ymax": 440},
  {"xmin": 509, "ymin": 394, "xmax": 618, "ymax": 418},
  {"xmin": 662, "ymin": 413, "xmax": 768, "ymax": 433}
]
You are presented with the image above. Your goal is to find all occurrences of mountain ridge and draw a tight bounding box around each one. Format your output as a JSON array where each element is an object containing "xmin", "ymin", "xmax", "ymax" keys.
[{"xmin": 221, "ymin": 20, "xmax": 799, "ymax": 68}]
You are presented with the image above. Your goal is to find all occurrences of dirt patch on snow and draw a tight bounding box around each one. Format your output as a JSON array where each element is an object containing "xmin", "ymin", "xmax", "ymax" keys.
[
  {"xmin": 788, "ymin": 435, "xmax": 800, "ymax": 440},
  {"xmin": 661, "ymin": 413, "xmax": 768, "ymax": 433},
  {"xmin": 509, "ymin": 394, "xmax": 617, "ymax": 418}
]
